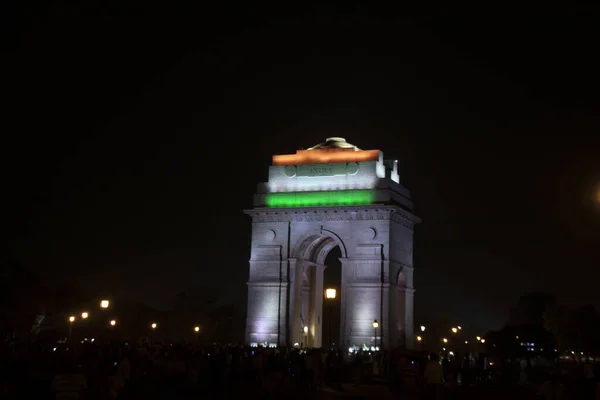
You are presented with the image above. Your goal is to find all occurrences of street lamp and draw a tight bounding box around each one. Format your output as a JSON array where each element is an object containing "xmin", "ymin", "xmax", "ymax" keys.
[
  {"xmin": 416, "ymin": 335, "xmax": 422, "ymax": 342},
  {"xmin": 110, "ymin": 320, "xmax": 116, "ymax": 326},
  {"xmin": 81, "ymin": 312, "xmax": 89, "ymax": 319},
  {"xmin": 480, "ymin": 339, "xmax": 486, "ymax": 344},
  {"xmin": 373, "ymin": 320, "xmax": 379, "ymax": 349},
  {"xmin": 151, "ymin": 322, "xmax": 157, "ymax": 329},
  {"xmin": 194, "ymin": 326, "xmax": 200, "ymax": 344},
  {"xmin": 420, "ymin": 325, "xmax": 426, "ymax": 332},
  {"xmin": 68, "ymin": 316, "xmax": 75, "ymax": 342},
  {"xmin": 303, "ymin": 325, "xmax": 308, "ymax": 348},
  {"xmin": 442, "ymin": 338, "xmax": 448, "ymax": 344},
  {"xmin": 325, "ymin": 288, "xmax": 337, "ymax": 350},
  {"xmin": 100, "ymin": 300, "xmax": 110, "ymax": 309},
  {"xmin": 476, "ymin": 336, "xmax": 481, "ymax": 341},
  {"xmin": 451, "ymin": 327, "xmax": 458, "ymax": 334}
]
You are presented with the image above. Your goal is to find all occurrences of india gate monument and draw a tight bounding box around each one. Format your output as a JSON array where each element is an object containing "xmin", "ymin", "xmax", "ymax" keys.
[{"xmin": 244, "ymin": 137, "xmax": 420, "ymax": 350}]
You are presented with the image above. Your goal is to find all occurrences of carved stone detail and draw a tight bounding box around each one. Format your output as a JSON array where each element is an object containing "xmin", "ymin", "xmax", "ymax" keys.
[{"xmin": 246, "ymin": 206, "xmax": 420, "ymax": 227}]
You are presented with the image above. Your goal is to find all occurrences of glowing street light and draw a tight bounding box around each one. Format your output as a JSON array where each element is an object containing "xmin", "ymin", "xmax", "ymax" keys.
[
  {"xmin": 420, "ymin": 325, "xmax": 426, "ymax": 332},
  {"xmin": 81, "ymin": 312, "xmax": 89, "ymax": 319},
  {"xmin": 69, "ymin": 316, "xmax": 76, "ymax": 323},
  {"xmin": 476, "ymin": 336, "xmax": 481, "ymax": 341},
  {"xmin": 451, "ymin": 327, "xmax": 458, "ymax": 334},
  {"xmin": 194, "ymin": 326, "xmax": 200, "ymax": 332},
  {"xmin": 325, "ymin": 288, "xmax": 337, "ymax": 350},
  {"xmin": 110, "ymin": 320, "xmax": 116, "ymax": 326},
  {"xmin": 442, "ymin": 338, "xmax": 448, "ymax": 343},
  {"xmin": 100, "ymin": 300, "xmax": 110, "ymax": 309},
  {"xmin": 68, "ymin": 315, "xmax": 76, "ymax": 342},
  {"xmin": 480, "ymin": 339, "xmax": 486, "ymax": 343},
  {"xmin": 416, "ymin": 335, "xmax": 422, "ymax": 341},
  {"xmin": 465, "ymin": 340, "xmax": 468, "ymax": 344},
  {"xmin": 457, "ymin": 326, "xmax": 462, "ymax": 330},
  {"xmin": 151, "ymin": 322, "xmax": 157, "ymax": 329}
]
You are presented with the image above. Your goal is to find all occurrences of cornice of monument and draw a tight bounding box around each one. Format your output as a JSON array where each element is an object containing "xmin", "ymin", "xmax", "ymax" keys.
[{"xmin": 244, "ymin": 204, "xmax": 421, "ymax": 227}]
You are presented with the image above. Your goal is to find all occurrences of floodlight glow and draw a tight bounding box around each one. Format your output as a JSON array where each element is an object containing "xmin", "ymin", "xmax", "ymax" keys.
[
  {"xmin": 273, "ymin": 149, "xmax": 380, "ymax": 166},
  {"xmin": 265, "ymin": 190, "xmax": 375, "ymax": 207}
]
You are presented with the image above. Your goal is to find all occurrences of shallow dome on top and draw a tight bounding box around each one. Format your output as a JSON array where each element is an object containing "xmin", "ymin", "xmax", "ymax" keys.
[{"xmin": 308, "ymin": 137, "xmax": 361, "ymax": 151}]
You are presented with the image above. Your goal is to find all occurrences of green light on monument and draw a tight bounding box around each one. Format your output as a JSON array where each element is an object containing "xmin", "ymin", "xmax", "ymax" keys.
[{"xmin": 265, "ymin": 190, "xmax": 376, "ymax": 207}]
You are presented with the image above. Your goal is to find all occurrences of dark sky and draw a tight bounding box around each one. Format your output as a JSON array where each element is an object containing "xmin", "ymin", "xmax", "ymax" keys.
[{"xmin": 3, "ymin": 4, "xmax": 600, "ymax": 331}]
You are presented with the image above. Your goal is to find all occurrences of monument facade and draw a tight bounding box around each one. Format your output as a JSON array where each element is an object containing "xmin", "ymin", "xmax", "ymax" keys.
[{"xmin": 245, "ymin": 137, "xmax": 420, "ymax": 350}]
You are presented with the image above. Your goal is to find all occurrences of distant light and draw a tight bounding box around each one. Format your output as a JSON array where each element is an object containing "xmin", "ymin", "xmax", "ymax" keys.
[
  {"xmin": 151, "ymin": 322, "xmax": 157, "ymax": 329},
  {"xmin": 481, "ymin": 339, "xmax": 486, "ymax": 343},
  {"xmin": 303, "ymin": 326, "xmax": 308, "ymax": 334},
  {"xmin": 81, "ymin": 312, "xmax": 89, "ymax": 319},
  {"xmin": 420, "ymin": 326, "xmax": 426, "ymax": 332},
  {"xmin": 325, "ymin": 288, "xmax": 337, "ymax": 299},
  {"xmin": 476, "ymin": 336, "xmax": 481, "ymax": 341},
  {"xmin": 100, "ymin": 300, "xmax": 110, "ymax": 308},
  {"xmin": 457, "ymin": 326, "xmax": 462, "ymax": 330},
  {"xmin": 442, "ymin": 338, "xmax": 448, "ymax": 343},
  {"xmin": 110, "ymin": 320, "xmax": 116, "ymax": 326},
  {"xmin": 451, "ymin": 327, "xmax": 458, "ymax": 333},
  {"xmin": 69, "ymin": 316, "xmax": 76, "ymax": 323},
  {"xmin": 465, "ymin": 341, "xmax": 468, "ymax": 344},
  {"xmin": 194, "ymin": 326, "xmax": 200, "ymax": 332},
  {"xmin": 372, "ymin": 320, "xmax": 379, "ymax": 329},
  {"xmin": 516, "ymin": 335, "xmax": 519, "ymax": 339},
  {"xmin": 416, "ymin": 336, "xmax": 422, "ymax": 341}
]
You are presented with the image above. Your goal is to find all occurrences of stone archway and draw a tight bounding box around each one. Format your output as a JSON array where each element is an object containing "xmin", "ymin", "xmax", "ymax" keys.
[
  {"xmin": 244, "ymin": 206, "xmax": 419, "ymax": 350},
  {"xmin": 290, "ymin": 233, "xmax": 347, "ymax": 348},
  {"xmin": 244, "ymin": 135, "xmax": 420, "ymax": 350}
]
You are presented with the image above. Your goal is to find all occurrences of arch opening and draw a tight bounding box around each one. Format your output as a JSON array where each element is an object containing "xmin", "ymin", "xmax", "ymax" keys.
[{"xmin": 292, "ymin": 233, "xmax": 346, "ymax": 348}]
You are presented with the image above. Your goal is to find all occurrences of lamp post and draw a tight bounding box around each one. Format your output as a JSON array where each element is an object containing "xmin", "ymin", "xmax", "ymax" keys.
[
  {"xmin": 373, "ymin": 320, "xmax": 379, "ymax": 350},
  {"xmin": 68, "ymin": 316, "xmax": 75, "ymax": 342},
  {"xmin": 81, "ymin": 312, "xmax": 89, "ymax": 320},
  {"xmin": 194, "ymin": 326, "xmax": 200, "ymax": 345},
  {"xmin": 325, "ymin": 288, "xmax": 337, "ymax": 351},
  {"xmin": 100, "ymin": 300, "xmax": 110, "ymax": 309},
  {"xmin": 303, "ymin": 325, "xmax": 308, "ymax": 348}
]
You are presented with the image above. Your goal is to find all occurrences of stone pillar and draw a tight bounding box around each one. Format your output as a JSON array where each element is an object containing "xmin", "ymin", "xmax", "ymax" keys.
[
  {"xmin": 288, "ymin": 258, "xmax": 304, "ymax": 346},
  {"xmin": 404, "ymin": 287, "xmax": 415, "ymax": 348},
  {"xmin": 396, "ymin": 285, "xmax": 415, "ymax": 349},
  {"xmin": 308, "ymin": 264, "xmax": 325, "ymax": 348},
  {"xmin": 302, "ymin": 274, "xmax": 310, "ymax": 346}
]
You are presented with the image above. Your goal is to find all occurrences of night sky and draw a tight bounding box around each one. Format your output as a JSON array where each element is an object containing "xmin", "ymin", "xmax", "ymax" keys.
[{"xmin": 3, "ymin": 5, "xmax": 600, "ymax": 332}]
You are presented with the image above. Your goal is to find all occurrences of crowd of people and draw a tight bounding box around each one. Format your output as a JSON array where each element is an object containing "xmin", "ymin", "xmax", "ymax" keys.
[{"xmin": 2, "ymin": 338, "xmax": 600, "ymax": 399}]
